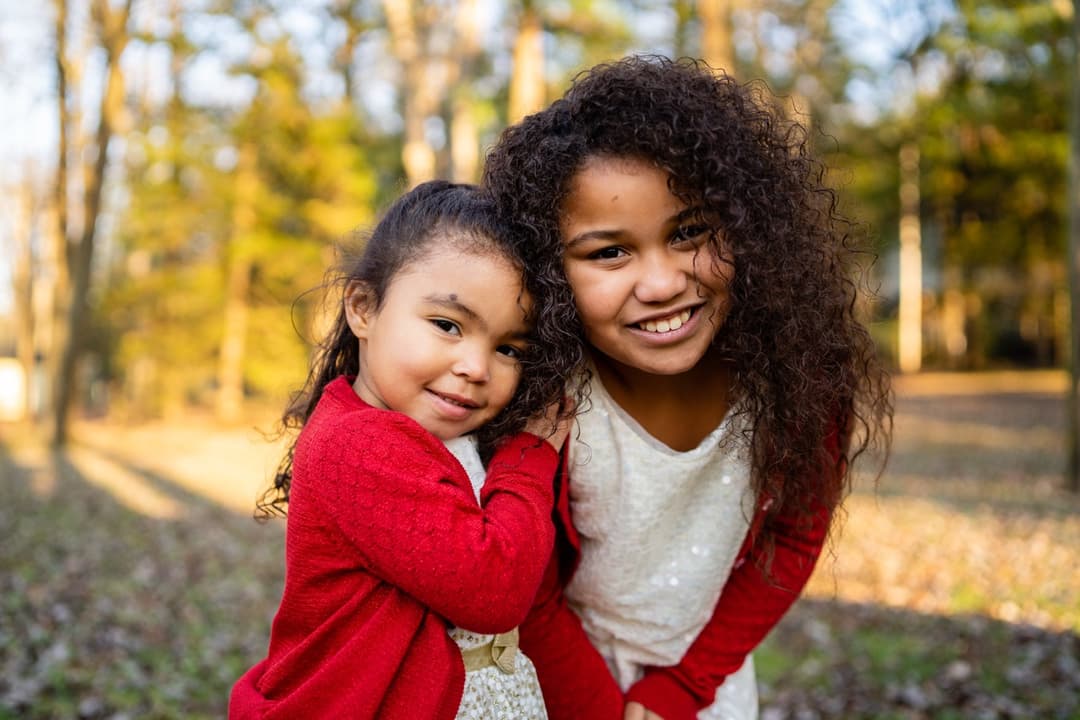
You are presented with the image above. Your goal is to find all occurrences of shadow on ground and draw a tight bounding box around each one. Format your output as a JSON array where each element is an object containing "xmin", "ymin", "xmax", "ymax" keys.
[
  {"xmin": 1, "ymin": 373, "xmax": 1078, "ymax": 719},
  {"xmin": 759, "ymin": 599, "xmax": 1080, "ymax": 720},
  {"xmin": 0, "ymin": 444, "xmax": 284, "ymax": 719}
]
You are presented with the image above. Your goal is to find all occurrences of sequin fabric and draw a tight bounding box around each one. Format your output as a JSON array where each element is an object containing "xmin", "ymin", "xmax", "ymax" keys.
[{"xmin": 565, "ymin": 374, "xmax": 759, "ymax": 720}]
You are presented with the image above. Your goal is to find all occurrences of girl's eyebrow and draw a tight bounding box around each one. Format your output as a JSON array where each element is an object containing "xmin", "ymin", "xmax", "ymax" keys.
[
  {"xmin": 565, "ymin": 228, "xmax": 621, "ymax": 249},
  {"xmin": 565, "ymin": 207, "xmax": 699, "ymax": 248},
  {"xmin": 423, "ymin": 293, "xmax": 532, "ymax": 341},
  {"xmin": 423, "ymin": 294, "xmax": 484, "ymax": 329}
]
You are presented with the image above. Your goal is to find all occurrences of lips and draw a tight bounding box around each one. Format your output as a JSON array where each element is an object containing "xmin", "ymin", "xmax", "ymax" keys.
[{"xmin": 428, "ymin": 389, "xmax": 480, "ymax": 409}]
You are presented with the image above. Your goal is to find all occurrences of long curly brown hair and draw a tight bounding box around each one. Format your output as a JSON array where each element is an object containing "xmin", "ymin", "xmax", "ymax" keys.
[
  {"xmin": 483, "ymin": 56, "xmax": 892, "ymax": 535},
  {"xmin": 256, "ymin": 180, "xmax": 584, "ymax": 517}
]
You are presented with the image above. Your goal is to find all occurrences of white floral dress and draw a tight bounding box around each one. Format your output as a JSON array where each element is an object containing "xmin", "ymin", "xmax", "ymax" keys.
[{"xmin": 444, "ymin": 436, "xmax": 549, "ymax": 720}]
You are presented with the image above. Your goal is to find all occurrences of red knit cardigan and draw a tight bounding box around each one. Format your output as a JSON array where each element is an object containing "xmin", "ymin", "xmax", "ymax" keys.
[
  {"xmin": 230, "ymin": 376, "xmax": 559, "ymax": 719},
  {"xmin": 520, "ymin": 444, "xmax": 835, "ymax": 720}
]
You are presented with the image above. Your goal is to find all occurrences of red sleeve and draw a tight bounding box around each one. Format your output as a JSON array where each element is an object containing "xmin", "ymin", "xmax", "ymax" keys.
[
  {"xmin": 518, "ymin": 452, "xmax": 623, "ymax": 720},
  {"xmin": 310, "ymin": 411, "xmax": 558, "ymax": 633},
  {"xmin": 625, "ymin": 500, "xmax": 830, "ymax": 719},
  {"xmin": 519, "ymin": 543, "xmax": 624, "ymax": 720}
]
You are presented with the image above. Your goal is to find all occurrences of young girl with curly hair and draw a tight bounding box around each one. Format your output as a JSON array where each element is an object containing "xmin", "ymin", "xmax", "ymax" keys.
[
  {"xmin": 230, "ymin": 181, "xmax": 581, "ymax": 720},
  {"xmin": 483, "ymin": 56, "xmax": 893, "ymax": 720}
]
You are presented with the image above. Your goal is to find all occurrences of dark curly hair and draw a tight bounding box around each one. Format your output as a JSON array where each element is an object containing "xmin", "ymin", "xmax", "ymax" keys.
[
  {"xmin": 483, "ymin": 56, "xmax": 892, "ymax": 538},
  {"xmin": 256, "ymin": 180, "xmax": 583, "ymax": 518}
]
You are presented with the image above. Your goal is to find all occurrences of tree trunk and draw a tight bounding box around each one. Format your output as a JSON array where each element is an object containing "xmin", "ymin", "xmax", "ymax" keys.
[
  {"xmin": 383, "ymin": 0, "xmax": 445, "ymax": 186},
  {"xmin": 1066, "ymin": 0, "xmax": 1080, "ymax": 492},
  {"xmin": 672, "ymin": 0, "xmax": 692, "ymax": 60},
  {"xmin": 216, "ymin": 141, "xmax": 257, "ymax": 423},
  {"xmin": 450, "ymin": 0, "xmax": 482, "ymax": 183},
  {"xmin": 789, "ymin": 0, "xmax": 830, "ymax": 126},
  {"xmin": 450, "ymin": 94, "xmax": 479, "ymax": 183},
  {"xmin": 941, "ymin": 282, "xmax": 967, "ymax": 366},
  {"xmin": 331, "ymin": 0, "xmax": 365, "ymax": 106},
  {"xmin": 897, "ymin": 143, "xmax": 923, "ymax": 374},
  {"xmin": 698, "ymin": 0, "xmax": 735, "ymax": 74},
  {"xmin": 50, "ymin": 0, "xmax": 133, "ymax": 447},
  {"xmin": 49, "ymin": 0, "xmax": 72, "ymax": 436},
  {"xmin": 508, "ymin": 3, "xmax": 544, "ymax": 124},
  {"xmin": 13, "ymin": 172, "xmax": 38, "ymax": 421}
]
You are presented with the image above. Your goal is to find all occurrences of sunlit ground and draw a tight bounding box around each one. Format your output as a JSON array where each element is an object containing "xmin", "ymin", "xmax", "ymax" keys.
[
  {"xmin": 1, "ymin": 371, "xmax": 1078, "ymax": 719},
  {"xmin": 805, "ymin": 371, "xmax": 1078, "ymax": 632},
  {"xmin": 759, "ymin": 370, "xmax": 1080, "ymax": 719}
]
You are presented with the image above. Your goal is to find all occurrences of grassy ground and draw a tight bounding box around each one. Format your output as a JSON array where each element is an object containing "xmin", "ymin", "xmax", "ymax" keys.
[
  {"xmin": 1, "ymin": 371, "xmax": 1078, "ymax": 719},
  {"xmin": 757, "ymin": 371, "xmax": 1080, "ymax": 720}
]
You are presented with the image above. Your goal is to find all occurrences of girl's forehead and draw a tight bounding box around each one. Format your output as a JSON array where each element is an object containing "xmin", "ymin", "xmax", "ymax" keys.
[
  {"xmin": 389, "ymin": 244, "xmax": 531, "ymax": 311},
  {"xmin": 394, "ymin": 242, "xmax": 527, "ymax": 301},
  {"xmin": 563, "ymin": 154, "xmax": 681, "ymax": 204},
  {"xmin": 414, "ymin": 231, "xmax": 519, "ymax": 268},
  {"xmin": 563, "ymin": 156, "xmax": 681, "ymax": 208}
]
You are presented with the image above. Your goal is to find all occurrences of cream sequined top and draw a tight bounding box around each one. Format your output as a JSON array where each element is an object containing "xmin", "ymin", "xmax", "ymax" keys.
[{"xmin": 564, "ymin": 373, "xmax": 760, "ymax": 719}]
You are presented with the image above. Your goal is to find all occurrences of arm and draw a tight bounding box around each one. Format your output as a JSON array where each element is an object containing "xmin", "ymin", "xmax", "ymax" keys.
[
  {"xmin": 624, "ymin": 500, "xmax": 830, "ymax": 719},
  {"xmin": 314, "ymin": 412, "xmax": 558, "ymax": 632},
  {"xmin": 519, "ymin": 539, "xmax": 624, "ymax": 720},
  {"xmin": 517, "ymin": 451, "xmax": 624, "ymax": 720}
]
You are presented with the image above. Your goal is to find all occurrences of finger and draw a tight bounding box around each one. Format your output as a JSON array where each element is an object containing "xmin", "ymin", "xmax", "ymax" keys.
[{"xmin": 623, "ymin": 701, "xmax": 646, "ymax": 720}]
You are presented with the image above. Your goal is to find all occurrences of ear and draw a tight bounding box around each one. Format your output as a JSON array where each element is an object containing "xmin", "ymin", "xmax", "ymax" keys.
[{"xmin": 344, "ymin": 280, "xmax": 376, "ymax": 340}]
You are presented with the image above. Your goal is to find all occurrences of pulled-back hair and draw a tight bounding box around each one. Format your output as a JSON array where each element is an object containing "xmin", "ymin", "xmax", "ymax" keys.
[
  {"xmin": 483, "ymin": 56, "xmax": 892, "ymax": 535},
  {"xmin": 257, "ymin": 180, "xmax": 583, "ymax": 517}
]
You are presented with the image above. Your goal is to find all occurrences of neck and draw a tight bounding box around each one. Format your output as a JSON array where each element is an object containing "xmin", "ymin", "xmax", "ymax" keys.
[
  {"xmin": 589, "ymin": 348, "xmax": 735, "ymax": 451},
  {"xmin": 591, "ymin": 347, "xmax": 733, "ymax": 401}
]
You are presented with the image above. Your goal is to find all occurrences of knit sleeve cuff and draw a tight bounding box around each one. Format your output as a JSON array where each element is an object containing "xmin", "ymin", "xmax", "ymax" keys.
[{"xmin": 625, "ymin": 671, "xmax": 703, "ymax": 720}]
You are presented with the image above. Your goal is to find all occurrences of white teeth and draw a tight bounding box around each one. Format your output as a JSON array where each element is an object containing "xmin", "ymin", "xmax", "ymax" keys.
[
  {"xmin": 437, "ymin": 393, "xmax": 470, "ymax": 408},
  {"xmin": 639, "ymin": 310, "xmax": 691, "ymax": 333}
]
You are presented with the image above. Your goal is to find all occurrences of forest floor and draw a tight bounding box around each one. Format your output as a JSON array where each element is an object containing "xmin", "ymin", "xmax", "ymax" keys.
[{"xmin": 1, "ymin": 370, "xmax": 1078, "ymax": 719}]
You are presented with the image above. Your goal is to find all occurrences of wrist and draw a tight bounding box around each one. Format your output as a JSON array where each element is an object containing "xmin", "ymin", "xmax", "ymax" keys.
[{"xmin": 626, "ymin": 672, "xmax": 702, "ymax": 720}]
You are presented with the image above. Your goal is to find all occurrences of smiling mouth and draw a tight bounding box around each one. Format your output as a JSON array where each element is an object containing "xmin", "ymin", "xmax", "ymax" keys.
[
  {"xmin": 429, "ymin": 390, "xmax": 480, "ymax": 409},
  {"xmin": 635, "ymin": 308, "xmax": 694, "ymax": 333}
]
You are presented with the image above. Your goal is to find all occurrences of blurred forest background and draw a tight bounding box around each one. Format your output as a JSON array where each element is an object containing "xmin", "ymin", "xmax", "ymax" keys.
[
  {"xmin": 0, "ymin": 0, "xmax": 1075, "ymax": 433},
  {"xmin": 1, "ymin": 1, "xmax": 1079, "ymax": 719}
]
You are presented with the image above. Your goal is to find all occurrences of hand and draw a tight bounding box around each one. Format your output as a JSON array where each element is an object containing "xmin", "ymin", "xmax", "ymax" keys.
[
  {"xmin": 623, "ymin": 701, "xmax": 665, "ymax": 720},
  {"xmin": 524, "ymin": 396, "xmax": 575, "ymax": 451}
]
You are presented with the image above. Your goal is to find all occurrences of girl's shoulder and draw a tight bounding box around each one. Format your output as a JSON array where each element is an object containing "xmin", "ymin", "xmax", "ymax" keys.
[{"xmin": 300, "ymin": 377, "xmax": 452, "ymax": 467}]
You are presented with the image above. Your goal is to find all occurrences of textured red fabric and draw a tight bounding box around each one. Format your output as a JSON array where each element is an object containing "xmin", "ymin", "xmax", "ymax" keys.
[
  {"xmin": 230, "ymin": 376, "xmax": 559, "ymax": 719},
  {"xmin": 521, "ymin": 453, "xmax": 832, "ymax": 720}
]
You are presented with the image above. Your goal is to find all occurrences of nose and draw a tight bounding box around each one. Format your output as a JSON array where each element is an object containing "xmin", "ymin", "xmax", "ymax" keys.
[
  {"xmin": 452, "ymin": 343, "xmax": 490, "ymax": 383},
  {"xmin": 634, "ymin": 249, "xmax": 689, "ymax": 303}
]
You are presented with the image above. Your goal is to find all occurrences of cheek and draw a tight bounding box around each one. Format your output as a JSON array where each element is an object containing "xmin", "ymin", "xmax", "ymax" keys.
[
  {"xmin": 494, "ymin": 364, "xmax": 522, "ymax": 399},
  {"xmin": 565, "ymin": 266, "xmax": 618, "ymax": 322},
  {"xmin": 571, "ymin": 286, "xmax": 618, "ymax": 331}
]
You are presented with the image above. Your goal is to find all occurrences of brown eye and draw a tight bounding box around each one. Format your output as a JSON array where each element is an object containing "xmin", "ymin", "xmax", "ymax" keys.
[
  {"xmin": 431, "ymin": 318, "xmax": 461, "ymax": 335},
  {"xmin": 588, "ymin": 246, "xmax": 627, "ymax": 260},
  {"xmin": 497, "ymin": 344, "xmax": 524, "ymax": 360}
]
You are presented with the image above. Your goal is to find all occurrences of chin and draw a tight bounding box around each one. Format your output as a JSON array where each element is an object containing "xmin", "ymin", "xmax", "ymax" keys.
[
  {"xmin": 639, "ymin": 359, "xmax": 705, "ymax": 376},
  {"xmin": 613, "ymin": 349, "xmax": 710, "ymax": 377}
]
